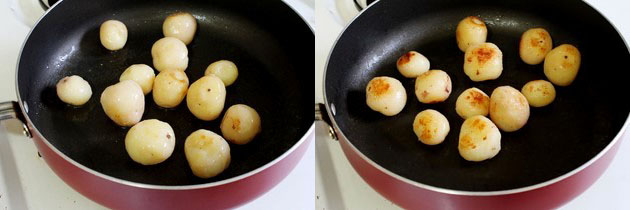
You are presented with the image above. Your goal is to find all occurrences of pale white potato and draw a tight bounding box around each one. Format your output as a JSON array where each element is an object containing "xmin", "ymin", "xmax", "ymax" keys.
[
  {"xmin": 187, "ymin": 75, "xmax": 226, "ymax": 121},
  {"xmin": 204, "ymin": 60, "xmax": 238, "ymax": 86},
  {"xmin": 125, "ymin": 119, "xmax": 175, "ymax": 165},
  {"xmin": 153, "ymin": 70, "xmax": 189, "ymax": 108},
  {"xmin": 519, "ymin": 28, "xmax": 553, "ymax": 65},
  {"xmin": 100, "ymin": 20, "xmax": 127, "ymax": 50},
  {"xmin": 151, "ymin": 37, "xmax": 189, "ymax": 72},
  {"xmin": 413, "ymin": 109, "xmax": 450, "ymax": 145},
  {"xmin": 56, "ymin": 75, "xmax": 92, "ymax": 106},
  {"xmin": 458, "ymin": 115, "xmax": 501, "ymax": 162},
  {"xmin": 464, "ymin": 42, "xmax": 503, "ymax": 81},
  {"xmin": 396, "ymin": 51, "xmax": 430, "ymax": 78},
  {"xmin": 185, "ymin": 129, "xmax": 231, "ymax": 179},
  {"xmin": 365, "ymin": 76, "xmax": 406, "ymax": 116},
  {"xmin": 220, "ymin": 104, "xmax": 261, "ymax": 145},
  {"xmin": 456, "ymin": 16, "xmax": 487, "ymax": 52},
  {"xmin": 544, "ymin": 44, "xmax": 581, "ymax": 86},
  {"xmin": 521, "ymin": 80, "xmax": 556, "ymax": 107},
  {"xmin": 455, "ymin": 87, "xmax": 490, "ymax": 119},
  {"xmin": 489, "ymin": 86, "xmax": 530, "ymax": 132},
  {"xmin": 100, "ymin": 80, "xmax": 144, "ymax": 127},
  {"xmin": 414, "ymin": 70, "xmax": 452, "ymax": 104},
  {"xmin": 119, "ymin": 64, "xmax": 156, "ymax": 95},
  {"xmin": 163, "ymin": 12, "xmax": 197, "ymax": 45}
]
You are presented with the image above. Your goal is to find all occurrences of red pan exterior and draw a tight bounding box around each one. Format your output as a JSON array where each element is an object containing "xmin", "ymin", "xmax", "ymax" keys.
[
  {"xmin": 338, "ymin": 126, "xmax": 626, "ymax": 209},
  {"xmin": 30, "ymin": 123, "xmax": 313, "ymax": 210}
]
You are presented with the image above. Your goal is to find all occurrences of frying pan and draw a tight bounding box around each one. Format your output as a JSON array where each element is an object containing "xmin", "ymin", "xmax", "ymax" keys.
[
  {"xmin": 321, "ymin": 0, "xmax": 630, "ymax": 208},
  {"xmin": 0, "ymin": 0, "xmax": 313, "ymax": 209}
]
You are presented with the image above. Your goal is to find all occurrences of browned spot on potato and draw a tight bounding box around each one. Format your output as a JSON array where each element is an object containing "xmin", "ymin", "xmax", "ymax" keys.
[
  {"xmin": 166, "ymin": 133, "xmax": 171, "ymax": 139},
  {"xmin": 473, "ymin": 47, "xmax": 495, "ymax": 64},
  {"xmin": 539, "ymin": 47, "xmax": 546, "ymax": 53},
  {"xmin": 369, "ymin": 78, "xmax": 390, "ymax": 96},
  {"xmin": 420, "ymin": 128, "xmax": 433, "ymax": 140},
  {"xmin": 469, "ymin": 90, "xmax": 487, "ymax": 106},
  {"xmin": 232, "ymin": 118, "xmax": 241, "ymax": 131},
  {"xmin": 483, "ymin": 136, "xmax": 487, "ymax": 140},
  {"xmin": 561, "ymin": 61, "xmax": 573, "ymax": 69},
  {"xmin": 529, "ymin": 86, "xmax": 534, "ymax": 91},
  {"xmin": 445, "ymin": 86, "xmax": 450, "ymax": 93},
  {"xmin": 476, "ymin": 70, "xmax": 480, "ymax": 75},
  {"xmin": 466, "ymin": 96, "xmax": 470, "ymax": 99},
  {"xmin": 421, "ymin": 90, "xmax": 429, "ymax": 98},
  {"xmin": 397, "ymin": 52, "xmax": 414, "ymax": 66},
  {"xmin": 472, "ymin": 118, "xmax": 486, "ymax": 130},
  {"xmin": 530, "ymin": 38, "xmax": 540, "ymax": 47},
  {"xmin": 459, "ymin": 135, "xmax": 476, "ymax": 149},
  {"xmin": 537, "ymin": 30, "xmax": 548, "ymax": 38},
  {"xmin": 467, "ymin": 56, "xmax": 473, "ymax": 63}
]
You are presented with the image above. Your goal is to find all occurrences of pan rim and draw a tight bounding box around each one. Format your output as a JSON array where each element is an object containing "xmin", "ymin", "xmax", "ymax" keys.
[
  {"xmin": 15, "ymin": 0, "xmax": 315, "ymax": 190},
  {"xmin": 322, "ymin": 0, "xmax": 630, "ymax": 196}
]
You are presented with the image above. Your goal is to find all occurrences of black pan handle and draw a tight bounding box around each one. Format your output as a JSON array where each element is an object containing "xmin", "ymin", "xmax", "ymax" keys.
[
  {"xmin": 315, "ymin": 103, "xmax": 339, "ymax": 140},
  {"xmin": 0, "ymin": 101, "xmax": 32, "ymax": 138}
]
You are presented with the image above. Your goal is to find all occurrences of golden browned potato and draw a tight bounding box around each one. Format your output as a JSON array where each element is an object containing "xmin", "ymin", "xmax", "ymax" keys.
[
  {"xmin": 544, "ymin": 44, "xmax": 581, "ymax": 86},
  {"xmin": 519, "ymin": 28, "xmax": 553, "ymax": 65},
  {"xmin": 163, "ymin": 12, "xmax": 197, "ymax": 45},
  {"xmin": 220, "ymin": 104, "xmax": 261, "ymax": 145},
  {"xmin": 464, "ymin": 42, "xmax": 503, "ymax": 81},
  {"xmin": 125, "ymin": 119, "xmax": 175, "ymax": 165},
  {"xmin": 187, "ymin": 75, "xmax": 226, "ymax": 121},
  {"xmin": 489, "ymin": 86, "xmax": 530, "ymax": 132},
  {"xmin": 119, "ymin": 64, "xmax": 155, "ymax": 95},
  {"xmin": 412, "ymin": 109, "xmax": 450, "ymax": 145},
  {"xmin": 153, "ymin": 70, "xmax": 189, "ymax": 108},
  {"xmin": 366, "ymin": 76, "xmax": 407, "ymax": 116},
  {"xmin": 100, "ymin": 20, "xmax": 127, "ymax": 50},
  {"xmin": 100, "ymin": 80, "xmax": 144, "ymax": 127},
  {"xmin": 185, "ymin": 129, "xmax": 231, "ymax": 178},
  {"xmin": 151, "ymin": 37, "xmax": 189, "ymax": 72},
  {"xmin": 456, "ymin": 16, "xmax": 487, "ymax": 52},
  {"xmin": 521, "ymin": 80, "xmax": 556, "ymax": 107},
  {"xmin": 458, "ymin": 115, "xmax": 501, "ymax": 162},
  {"xmin": 455, "ymin": 87, "xmax": 490, "ymax": 119},
  {"xmin": 56, "ymin": 75, "xmax": 92, "ymax": 106},
  {"xmin": 396, "ymin": 51, "xmax": 430, "ymax": 78},
  {"xmin": 414, "ymin": 70, "xmax": 452, "ymax": 104}
]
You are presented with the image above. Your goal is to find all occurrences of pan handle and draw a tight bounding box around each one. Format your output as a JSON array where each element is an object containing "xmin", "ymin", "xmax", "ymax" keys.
[
  {"xmin": 315, "ymin": 103, "xmax": 339, "ymax": 140},
  {"xmin": 0, "ymin": 101, "xmax": 32, "ymax": 138}
]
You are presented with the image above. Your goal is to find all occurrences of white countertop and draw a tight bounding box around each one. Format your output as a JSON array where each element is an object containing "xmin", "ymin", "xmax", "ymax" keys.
[
  {"xmin": 314, "ymin": 0, "xmax": 630, "ymax": 209},
  {"xmin": 0, "ymin": 0, "xmax": 314, "ymax": 209}
]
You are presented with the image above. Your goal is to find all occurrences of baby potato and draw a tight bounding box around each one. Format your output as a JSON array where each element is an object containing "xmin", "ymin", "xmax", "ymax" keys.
[
  {"xmin": 489, "ymin": 86, "xmax": 530, "ymax": 132},
  {"xmin": 220, "ymin": 104, "xmax": 261, "ymax": 145},
  {"xmin": 414, "ymin": 70, "xmax": 452, "ymax": 104},
  {"xmin": 458, "ymin": 115, "xmax": 501, "ymax": 162},
  {"xmin": 413, "ymin": 109, "xmax": 450, "ymax": 145},
  {"xmin": 100, "ymin": 80, "xmax": 144, "ymax": 127},
  {"xmin": 204, "ymin": 60, "xmax": 238, "ymax": 86},
  {"xmin": 521, "ymin": 80, "xmax": 556, "ymax": 107},
  {"xmin": 464, "ymin": 42, "xmax": 503, "ymax": 81},
  {"xmin": 396, "ymin": 51, "xmax": 430, "ymax": 78},
  {"xmin": 56, "ymin": 75, "xmax": 92, "ymax": 106},
  {"xmin": 100, "ymin": 20, "xmax": 127, "ymax": 50},
  {"xmin": 519, "ymin": 28, "xmax": 553, "ymax": 65},
  {"xmin": 456, "ymin": 16, "xmax": 487, "ymax": 52},
  {"xmin": 153, "ymin": 70, "xmax": 189, "ymax": 108},
  {"xmin": 151, "ymin": 37, "xmax": 189, "ymax": 72},
  {"xmin": 185, "ymin": 129, "xmax": 231, "ymax": 179},
  {"xmin": 119, "ymin": 64, "xmax": 156, "ymax": 95},
  {"xmin": 163, "ymin": 12, "xmax": 197, "ymax": 45},
  {"xmin": 455, "ymin": 87, "xmax": 490, "ymax": 119},
  {"xmin": 366, "ymin": 76, "xmax": 407, "ymax": 116},
  {"xmin": 187, "ymin": 75, "xmax": 226, "ymax": 121},
  {"xmin": 544, "ymin": 44, "xmax": 581, "ymax": 86},
  {"xmin": 125, "ymin": 119, "xmax": 175, "ymax": 165}
]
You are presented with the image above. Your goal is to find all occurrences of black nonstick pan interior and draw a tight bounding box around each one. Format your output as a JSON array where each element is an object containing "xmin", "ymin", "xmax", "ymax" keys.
[
  {"xmin": 325, "ymin": 0, "xmax": 630, "ymax": 191},
  {"xmin": 18, "ymin": 0, "xmax": 313, "ymax": 185}
]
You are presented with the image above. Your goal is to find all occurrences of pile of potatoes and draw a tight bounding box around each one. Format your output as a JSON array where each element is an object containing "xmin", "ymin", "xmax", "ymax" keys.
[
  {"xmin": 365, "ymin": 16, "xmax": 581, "ymax": 162},
  {"xmin": 55, "ymin": 12, "xmax": 262, "ymax": 179}
]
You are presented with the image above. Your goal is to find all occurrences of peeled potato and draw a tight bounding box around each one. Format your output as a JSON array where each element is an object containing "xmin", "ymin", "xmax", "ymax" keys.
[
  {"xmin": 396, "ymin": 51, "xmax": 430, "ymax": 78},
  {"xmin": 464, "ymin": 42, "xmax": 503, "ymax": 81},
  {"xmin": 414, "ymin": 70, "xmax": 452, "ymax": 104},
  {"xmin": 151, "ymin": 37, "xmax": 189, "ymax": 72},
  {"xmin": 521, "ymin": 80, "xmax": 556, "ymax": 107},
  {"xmin": 489, "ymin": 86, "xmax": 530, "ymax": 132},
  {"xmin": 163, "ymin": 12, "xmax": 197, "ymax": 45},
  {"xmin": 220, "ymin": 104, "xmax": 261, "ymax": 145},
  {"xmin": 366, "ymin": 76, "xmax": 406, "ymax": 116},
  {"xmin": 413, "ymin": 109, "xmax": 450, "ymax": 145},
  {"xmin": 100, "ymin": 20, "xmax": 127, "ymax": 50},
  {"xmin": 56, "ymin": 75, "xmax": 92, "ymax": 106},
  {"xmin": 544, "ymin": 44, "xmax": 581, "ymax": 86},
  {"xmin": 119, "ymin": 64, "xmax": 156, "ymax": 95},
  {"xmin": 519, "ymin": 28, "xmax": 553, "ymax": 65},
  {"xmin": 185, "ymin": 129, "xmax": 231, "ymax": 179},
  {"xmin": 187, "ymin": 75, "xmax": 226, "ymax": 121},
  {"xmin": 153, "ymin": 70, "xmax": 189, "ymax": 108},
  {"xmin": 100, "ymin": 80, "xmax": 144, "ymax": 127},
  {"xmin": 204, "ymin": 60, "xmax": 238, "ymax": 86},
  {"xmin": 458, "ymin": 115, "xmax": 501, "ymax": 162},
  {"xmin": 456, "ymin": 16, "xmax": 487, "ymax": 52},
  {"xmin": 125, "ymin": 119, "xmax": 175, "ymax": 165},
  {"xmin": 455, "ymin": 87, "xmax": 490, "ymax": 119}
]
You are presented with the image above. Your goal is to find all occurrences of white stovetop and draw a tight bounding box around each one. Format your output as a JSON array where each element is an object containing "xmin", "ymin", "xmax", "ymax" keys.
[
  {"xmin": 0, "ymin": 0, "xmax": 314, "ymax": 209},
  {"xmin": 315, "ymin": 0, "xmax": 630, "ymax": 209}
]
